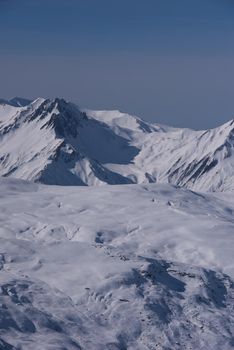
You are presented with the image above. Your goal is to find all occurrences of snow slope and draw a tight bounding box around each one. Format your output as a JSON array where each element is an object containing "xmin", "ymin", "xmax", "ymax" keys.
[
  {"xmin": 0, "ymin": 178, "xmax": 233, "ymax": 349},
  {"xmin": 88, "ymin": 110, "xmax": 234, "ymax": 192},
  {"xmin": 0, "ymin": 97, "xmax": 234, "ymax": 191},
  {"xmin": 0, "ymin": 98, "xmax": 138, "ymax": 186}
]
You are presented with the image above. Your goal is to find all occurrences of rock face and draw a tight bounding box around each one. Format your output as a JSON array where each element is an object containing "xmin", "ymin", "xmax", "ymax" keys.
[{"xmin": 0, "ymin": 97, "xmax": 234, "ymax": 191}]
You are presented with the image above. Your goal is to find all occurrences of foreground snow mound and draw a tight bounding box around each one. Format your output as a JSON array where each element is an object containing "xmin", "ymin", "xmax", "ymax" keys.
[
  {"xmin": 0, "ymin": 178, "xmax": 233, "ymax": 349},
  {"xmin": 0, "ymin": 98, "xmax": 234, "ymax": 191}
]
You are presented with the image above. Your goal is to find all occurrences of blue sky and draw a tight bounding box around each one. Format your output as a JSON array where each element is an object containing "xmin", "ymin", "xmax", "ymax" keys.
[{"xmin": 1, "ymin": 0, "xmax": 234, "ymax": 128}]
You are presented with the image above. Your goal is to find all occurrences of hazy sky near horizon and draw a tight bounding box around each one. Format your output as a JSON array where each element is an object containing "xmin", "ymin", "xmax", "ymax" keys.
[{"xmin": 1, "ymin": 0, "xmax": 234, "ymax": 129}]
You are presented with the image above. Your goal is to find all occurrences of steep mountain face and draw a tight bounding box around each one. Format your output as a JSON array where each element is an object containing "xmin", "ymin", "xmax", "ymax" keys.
[
  {"xmin": 0, "ymin": 98, "xmax": 138, "ymax": 186},
  {"xmin": 0, "ymin": 97, "xmax": 234, "ymax": 191}
]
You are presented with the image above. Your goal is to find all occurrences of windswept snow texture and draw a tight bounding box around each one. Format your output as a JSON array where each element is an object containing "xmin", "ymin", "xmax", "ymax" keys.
[
  {"xmin": 0, "ymin": 97, "xmax": 234, "ymax": 191},
  {"xmin": 0, "ymin": 178, "xmax": 234, "ymax": 349}
]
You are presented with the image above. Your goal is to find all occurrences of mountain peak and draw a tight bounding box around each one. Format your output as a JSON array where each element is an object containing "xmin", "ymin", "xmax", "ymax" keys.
[
  {"xmin": 0, "ymin": 96, "xmax": 234, "ymax": 191},
  {"xmin": 216, "ymin": 118, "xmax": 234, "ymax": 145}
]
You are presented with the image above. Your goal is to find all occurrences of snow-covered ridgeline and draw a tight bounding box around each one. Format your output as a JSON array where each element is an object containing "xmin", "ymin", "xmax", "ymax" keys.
[{"xmin": 0, "ymin": 97, "xmax": 234, "ymax": 191}]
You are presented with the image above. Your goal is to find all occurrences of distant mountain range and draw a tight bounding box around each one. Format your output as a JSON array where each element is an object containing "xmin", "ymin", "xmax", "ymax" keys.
[{"xmin": 0, "ymin": 97, "xmax": 233, "ymax": 191}]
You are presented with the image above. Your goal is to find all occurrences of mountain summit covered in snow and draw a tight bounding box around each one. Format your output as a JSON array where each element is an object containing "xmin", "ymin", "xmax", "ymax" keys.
[
  {"xmin": 0, "ymin": 99, "xmax": 234, "ymax": 349},
  {"xmin": 0, "ymin": 97, "xmax": 234, "ymax": 191}
]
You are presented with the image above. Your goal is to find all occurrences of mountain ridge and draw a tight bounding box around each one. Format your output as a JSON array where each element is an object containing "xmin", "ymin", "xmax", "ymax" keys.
[{"xmin": 0, "ymin": 97, "xmax": 233, "ymax": 191}]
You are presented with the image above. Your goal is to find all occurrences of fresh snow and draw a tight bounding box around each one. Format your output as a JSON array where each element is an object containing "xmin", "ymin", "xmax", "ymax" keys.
[
  {"xmin": 0, "ymin": 178, "xmax": 234, "ymax": 349},
  {"xmin": 0, "ymin": 97, "xmax": 234, "ymax": 349},
  {"xmin": 0, "ymin": 97, "xmax": 234, "ymax": 191}
]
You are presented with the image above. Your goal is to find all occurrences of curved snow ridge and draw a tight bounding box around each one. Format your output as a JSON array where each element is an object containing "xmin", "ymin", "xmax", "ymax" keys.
[{"xmin": 85, "ymin": 109, "xmax": 163, "ymax": 138}]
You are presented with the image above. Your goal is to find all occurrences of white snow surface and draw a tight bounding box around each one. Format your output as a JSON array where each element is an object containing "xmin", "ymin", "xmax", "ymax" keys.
[
  {"xmin": 0, "ymin": 97, "xmax": 234, "ymax": 349},
  {"xmin": 0, "ymin": 97, "xmax": 234, "ymax": 191},
  {"xmin": 0, "ymin": 177, "xmax": 233, "ymax": 349}
]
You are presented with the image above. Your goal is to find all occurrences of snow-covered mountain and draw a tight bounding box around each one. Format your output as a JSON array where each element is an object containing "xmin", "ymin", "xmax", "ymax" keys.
[
  {"xmin": 0, "ymin": 97, "xmax": 234, "ymax": 191},
  {"xmin": 0, "ymin": 98, "xmax": 234, "ymax": 349},
  {"xmin": 0, "ymin": 177, "xmax": 234, "ymax": 349}
]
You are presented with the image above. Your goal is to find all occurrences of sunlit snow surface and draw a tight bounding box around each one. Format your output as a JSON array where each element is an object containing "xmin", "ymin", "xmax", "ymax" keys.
[
  {"xmin": 1, "ymin": 98, "xmax": 234, "ymax": 191},
  {"xmin": 0, "ymin": 178, "xmax": 233, "ymax": 349}
]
